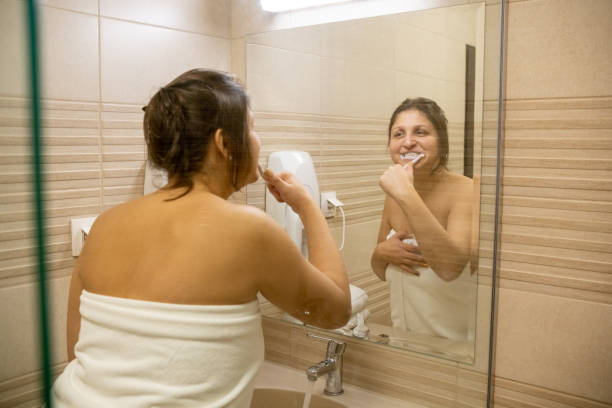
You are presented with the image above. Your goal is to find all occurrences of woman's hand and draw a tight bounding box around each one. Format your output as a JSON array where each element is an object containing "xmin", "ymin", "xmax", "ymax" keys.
[
  {"xmin": 379, "ymin": 164, "xmax": 416, "ymax": 202},
  {"xmin": 374, "ymin": 230, "xmax": 428, "ymax": 278},
  {"xmin": 262, "ymin": 169, "xmax": 313, "ymax": 213}
]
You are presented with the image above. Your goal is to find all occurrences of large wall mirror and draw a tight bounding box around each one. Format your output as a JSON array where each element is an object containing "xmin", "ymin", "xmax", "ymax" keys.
[{"xmin": 244, "ymin": 0, "xmax": 501, "ymax": 365}]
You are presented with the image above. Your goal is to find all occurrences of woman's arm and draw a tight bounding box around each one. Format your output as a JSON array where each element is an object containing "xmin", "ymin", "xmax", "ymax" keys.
[
  {"xmin": 380, "ymin": 165, "xmax": 472, "ymax": 281},
  {"xmin": 252, "ymin": 171, "xmax": 351, "ymax": 330},
  {"xmin": 370, "ymin": 197, "xmax": 426, "ymax": 280}
]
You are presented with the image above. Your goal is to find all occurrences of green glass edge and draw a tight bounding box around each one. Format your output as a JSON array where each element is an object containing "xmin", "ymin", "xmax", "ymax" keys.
[{"xmin": 26, "ymin": 1, "xmax": 54, "ymax": 406}]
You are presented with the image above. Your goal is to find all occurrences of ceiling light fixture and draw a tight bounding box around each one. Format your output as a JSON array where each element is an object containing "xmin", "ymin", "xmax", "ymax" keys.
[{"xmin": 260, "ymin": 0, "xmax": 352, "ymax": 13}]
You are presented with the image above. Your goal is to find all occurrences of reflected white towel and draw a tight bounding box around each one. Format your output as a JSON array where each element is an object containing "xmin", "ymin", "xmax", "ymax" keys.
[
  {"xmin": 52, "ymin": 290, "xmax": 264, "ymax": 408},
  {"xmin": 386, "ymin": 229, "xmax": 477, "ymax": 341}
]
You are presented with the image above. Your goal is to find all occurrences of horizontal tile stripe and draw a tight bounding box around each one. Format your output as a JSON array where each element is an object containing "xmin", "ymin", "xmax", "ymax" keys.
[{"xmin": 494, "ymin": 375, "xmax": 610, "ymax": 408}]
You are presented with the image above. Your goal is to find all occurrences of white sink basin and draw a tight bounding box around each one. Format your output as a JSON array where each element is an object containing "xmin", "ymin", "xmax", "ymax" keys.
[
  {"xmin": 251, "ymin": 387, "xmax": 347, "ymax": 408},
  {"xmin": 253, "ymin": 361, "xmax": 423, "ymax": 408}
]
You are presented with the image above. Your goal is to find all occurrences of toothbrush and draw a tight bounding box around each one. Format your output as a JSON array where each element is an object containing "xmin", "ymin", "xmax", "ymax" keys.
[
  {"xmin": 411, "ymin": 153, "xmax": 425, "ymax": 164},
  {"xmin": 402, "ymin": 153, "xmax": 424, "ymax": 168},
  {"xmin": 258, "ymin": 164, "xmax": 274, "ymax": 180}
]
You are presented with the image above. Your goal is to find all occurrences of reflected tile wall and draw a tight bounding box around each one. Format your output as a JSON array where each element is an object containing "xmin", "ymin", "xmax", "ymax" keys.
[{"xmin": 246, "ymin": 45, "xmax": 321, "ymax": 115}]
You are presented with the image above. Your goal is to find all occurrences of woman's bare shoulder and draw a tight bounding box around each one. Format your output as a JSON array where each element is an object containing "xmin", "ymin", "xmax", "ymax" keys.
[
  {"xmin": 443, "ymin": 171, "xmax": 473, "ymax": 194},
  {"xmin": 223, "ymin": 202, "xmax": 284, "ymax": 238},
  {"xmin": 221, "ymin": 203, "xmax": 300, "ymax": 270},
  {"xmin": 445, "ymin": 171, "xmax": 473, "ymax": 184},
  {"xmin": 87, "ymin": 195, "xmax": 142, "ymax": 229},
  {"xmin": 223, "ymin": 201, "xmax": 264, "ymax": 221}
]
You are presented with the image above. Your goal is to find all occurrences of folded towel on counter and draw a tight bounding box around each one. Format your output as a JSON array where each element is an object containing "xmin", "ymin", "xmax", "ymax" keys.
[
  {"xmin": 349, "ymin": 284, "xmax": 368, "ymax": 315},
  {"xmin": 332, "ymin": 308, "xmax": 370, "ymax": 338}
]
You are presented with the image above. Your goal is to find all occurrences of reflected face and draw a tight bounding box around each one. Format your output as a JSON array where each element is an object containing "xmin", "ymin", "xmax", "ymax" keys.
[
  {"xmin": 388, "ymin": 109, "xmax": 440, "ymax": 173},
  {"xmin": 246, "ymin": 110, "xmax": 261, "ymax": 184}
]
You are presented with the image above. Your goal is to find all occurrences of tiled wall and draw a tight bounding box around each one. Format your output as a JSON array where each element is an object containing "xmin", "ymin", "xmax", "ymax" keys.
[
  {"xmin": 2, "ymin": 0, "xmax": 609, "ymax": 408},
  {"xmin": 0, "ymin": 0, "xmax": 231, "ymax": 405},
  {"xmin": 492, "ymin": 0, "xmax": 612, "ymax": 406},
  {"xmin": 0, "ymin": 0, "xmax": 494, "ymax": 406}
]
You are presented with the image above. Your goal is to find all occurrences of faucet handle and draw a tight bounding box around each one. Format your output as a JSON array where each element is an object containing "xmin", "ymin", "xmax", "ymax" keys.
[{"xmin": 306, "ymin": 333, "xmax": 346, "ymax": 357}]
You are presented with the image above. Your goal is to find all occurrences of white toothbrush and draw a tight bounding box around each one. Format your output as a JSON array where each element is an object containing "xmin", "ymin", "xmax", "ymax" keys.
[
  {"xmin": 411, "ymin": 153, "xmax": 425, "ymax": 164},
  {"xmin": 402, "ymin": 152, "xmax": 424, "ymax": 168}
]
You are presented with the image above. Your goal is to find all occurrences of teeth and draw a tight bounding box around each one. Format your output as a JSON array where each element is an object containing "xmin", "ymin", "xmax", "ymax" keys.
[{"xmin": 401, "ymin": 153, "xmax": 419, "ymax": 160}]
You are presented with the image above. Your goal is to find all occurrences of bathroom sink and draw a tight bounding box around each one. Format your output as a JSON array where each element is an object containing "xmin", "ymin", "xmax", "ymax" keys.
[{"xmin": 251, "ymin": 387, "xmax": 347, "ymax": 408}]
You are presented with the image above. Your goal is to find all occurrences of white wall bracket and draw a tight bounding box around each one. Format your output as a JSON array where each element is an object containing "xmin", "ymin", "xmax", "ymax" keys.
[
  {"xmin": 321, "ymin": 191, "xmax": 341, "ymax": 218},
  {"xmin": 71, "ymin": 216, "xmax": 97, "ymax": 256}
]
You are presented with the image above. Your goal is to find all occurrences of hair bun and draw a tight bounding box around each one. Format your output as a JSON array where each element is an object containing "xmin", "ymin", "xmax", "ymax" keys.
[{"xmin": 142, "ymin": 69, "xmax": 252, "ymax": 199}]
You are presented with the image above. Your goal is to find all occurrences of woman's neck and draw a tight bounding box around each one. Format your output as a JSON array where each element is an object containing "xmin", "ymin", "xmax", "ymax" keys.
[
  {"xmin": 167, "ymin": 172, "xmax": 236, "ymax": 200},
  {"xmin": 413, "ymin": 169, "xmax": 446, "ymax": 192},
  {"xmin": 193, "ymin": 177, "xmax": 235, "ymax": 199}
]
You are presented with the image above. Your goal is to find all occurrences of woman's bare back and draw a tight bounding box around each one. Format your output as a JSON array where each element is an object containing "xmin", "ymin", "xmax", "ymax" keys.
[{"xmin": 78, "ymin": 189, "xmax": 261, "ymax": 305}]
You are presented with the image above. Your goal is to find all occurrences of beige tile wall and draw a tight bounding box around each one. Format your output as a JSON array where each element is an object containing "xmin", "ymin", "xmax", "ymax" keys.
[
  {"xmin": 492, "ymin": 0, "xmax": 612, "ymax": 406},
  {"xmin": 1, "ymin": 1, "xmax": 491, "ymax": 407},
  {"xmin": 0, "ymin": 1, "xmax": 231, "ymax": 406},
  {"xmin": 7, "ymin": 1, "xmax": 609, "ymax": 407}
]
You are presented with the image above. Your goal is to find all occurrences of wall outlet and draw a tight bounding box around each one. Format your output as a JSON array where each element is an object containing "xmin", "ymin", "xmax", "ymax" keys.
[
  {"xmin": 320, "ymin": 191, "xmax": 337, "ymax": 218},
  {"xmin": 71, "ymin": 216, "xmax": 97, "ymax": 256}
]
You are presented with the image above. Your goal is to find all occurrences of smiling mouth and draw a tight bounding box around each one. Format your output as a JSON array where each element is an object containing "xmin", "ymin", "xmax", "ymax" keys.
[{"xmin": 400, "ymin": 152, "xmax": 424, "ymax": 162}]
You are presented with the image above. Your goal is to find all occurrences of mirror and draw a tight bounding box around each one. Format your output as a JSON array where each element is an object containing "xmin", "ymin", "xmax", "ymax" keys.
[{"xmin": 245, "ymin": 2, "xmax": 489, "ymax": 363}]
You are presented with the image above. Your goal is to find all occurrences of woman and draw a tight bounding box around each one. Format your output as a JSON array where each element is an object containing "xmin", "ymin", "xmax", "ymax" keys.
[
  {"xmin": 52, "ymin": 69, "xmax": 351, "ymax": 407},
  {"xmin": 370, "ymin": 97, "xmax": 476, "ymax": 341}
]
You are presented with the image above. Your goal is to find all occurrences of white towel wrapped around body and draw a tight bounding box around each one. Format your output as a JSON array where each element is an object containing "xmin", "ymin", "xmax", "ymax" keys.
[
  {"xmin": 385, "ymin": 229, "xmax": 477, "ymax": 341},
  {"xmin": 52, "ymin": 290, "xmax": 264, "ymax": 408}
]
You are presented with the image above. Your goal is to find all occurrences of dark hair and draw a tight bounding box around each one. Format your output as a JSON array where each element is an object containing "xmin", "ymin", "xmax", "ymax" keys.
[
  {"xmin": 388, "ymin": 97, "xmax": 449, "ymax": 173},
  {"xmin": 143, "ymin": 69, "xmax": 251, "ymax": 199}
]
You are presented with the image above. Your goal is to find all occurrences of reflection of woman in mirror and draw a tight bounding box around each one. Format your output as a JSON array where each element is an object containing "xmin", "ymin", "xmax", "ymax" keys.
[{"xmin": 370, "ymin": 97, "xmax": 476, "ymax": 341}]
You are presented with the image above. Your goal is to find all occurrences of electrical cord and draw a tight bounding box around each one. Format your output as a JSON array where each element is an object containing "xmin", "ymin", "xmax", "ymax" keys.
[{"xmin": 338, "ymin": 206, "xmax": 345, "ymax": 251}]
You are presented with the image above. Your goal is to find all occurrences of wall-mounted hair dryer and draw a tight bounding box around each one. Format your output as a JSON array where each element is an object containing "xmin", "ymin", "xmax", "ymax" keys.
[{"xmin": 265, "ymin": 151, "xmax": 320, "ymax": 258}]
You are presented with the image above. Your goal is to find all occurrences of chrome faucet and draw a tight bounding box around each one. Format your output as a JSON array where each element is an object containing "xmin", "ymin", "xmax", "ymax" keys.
[{"xmin": 305, "ymin": 334, "xmax": 346, "ymax": 396}]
